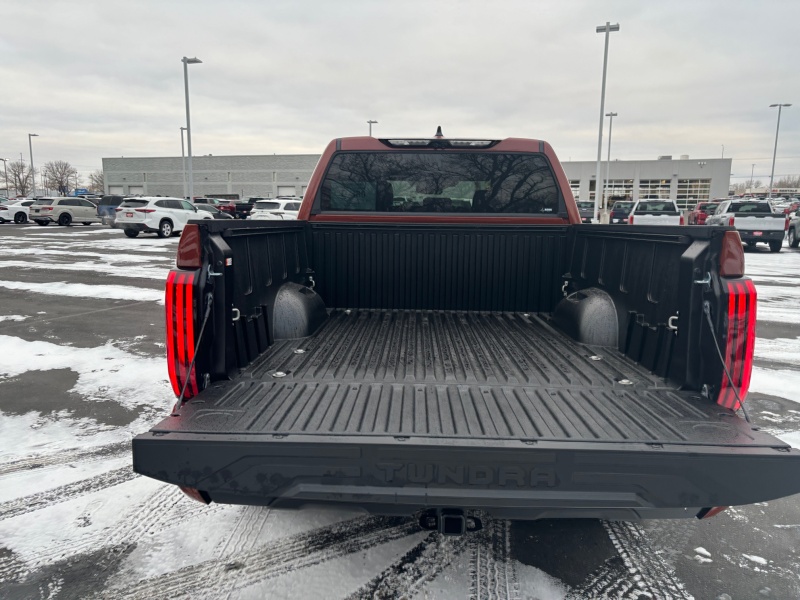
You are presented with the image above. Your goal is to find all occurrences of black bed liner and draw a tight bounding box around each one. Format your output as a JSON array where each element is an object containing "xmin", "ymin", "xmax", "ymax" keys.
[{"xmin": 153, "ymin": 310, "xmax": 772, "ymax": 448}]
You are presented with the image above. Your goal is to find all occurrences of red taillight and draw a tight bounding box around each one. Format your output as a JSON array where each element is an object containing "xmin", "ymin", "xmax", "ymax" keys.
[
  {"xmin": 720, "ymin": 230, "xmax": 744, "ymax": 278},
  {"xmin": 135, "ymin": 208, "xmax": 156, "ymax": 213},
  {"xmin": 717, "ymin": 279, "xmax": 757, "ymax": 411},
  {"xmin": 679, "ymin": 214, "xmax": 685, "ymax": 226},
  {"xmin": 177, "ymin": 224, "xmax": 202, "ymax": 269},
  {"xmin": 41, "ymin": 207, "xmax": 53, "ymax": 211},
  {"xmin": 727, "ymin": 216, "xmax": 735, "ymax": 227},
  {"xmin": 115, "ymin": 208, "xmax": 123, "ymax": 212},
  {"xmin": 165, "ymin": 270, "xmax": 199, "ymax": 400},
  {"xmin": 628, "ymin": 214, "xmax": 634, "ymax": 225},
  {"xmin": 785, "ymin": 217, "xmax": 790, "ymax": 231}
]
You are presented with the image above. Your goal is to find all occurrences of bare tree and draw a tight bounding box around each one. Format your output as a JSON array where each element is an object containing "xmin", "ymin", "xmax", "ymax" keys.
[
  {"xmin": 775, "ymin": 175, "xmax": 800, "ymax": 189},
  {"xmin": 89, "ymin": 169, "xmax": 105, "ymax": 193},
  {"xmin": 43, "ymin": 161, "xmax": 78, "ymax": 196},
  {"xmin": 7, "ymin": 160, "xmax": 32, "ymax": 197}
]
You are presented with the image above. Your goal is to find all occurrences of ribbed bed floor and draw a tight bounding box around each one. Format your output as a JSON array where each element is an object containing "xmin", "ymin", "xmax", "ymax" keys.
[{"xmin": 161, "ymin": 310, "xmax": 754, "ymax": 446}]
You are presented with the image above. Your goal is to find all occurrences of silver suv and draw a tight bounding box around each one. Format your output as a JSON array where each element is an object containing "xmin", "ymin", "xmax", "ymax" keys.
[{"xmin": 30, "ymin": 197, "xmax": 103, "ymax": 226}]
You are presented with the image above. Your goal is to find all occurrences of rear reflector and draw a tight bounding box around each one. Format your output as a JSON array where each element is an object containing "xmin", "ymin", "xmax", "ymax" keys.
[
  {"xmin": 697, "ymin": 506, "xmax": 728, "ymax": 519},
  {"xmin": 177, "ymin": 224, "xmax": 202, "ymax": 269},
  {"xmin": 719, "ymin": 231, "xmax": 745, "ymax": 278},
  {"xmin": 179, "ymin": 486, "xmax": 211, "ymax": 504},
  {"xmin": 717, "ymin": 279, "xmax": 757, "ymax": 411},
  {"xmin": 166, "ymin": 269, "xmax": 199, "ymax": 399}
]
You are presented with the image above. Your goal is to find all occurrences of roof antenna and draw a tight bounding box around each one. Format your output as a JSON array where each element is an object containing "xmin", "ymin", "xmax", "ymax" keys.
[{"xmin": 434, "ymin": 126, "xmax": 444, "ymax": 138}]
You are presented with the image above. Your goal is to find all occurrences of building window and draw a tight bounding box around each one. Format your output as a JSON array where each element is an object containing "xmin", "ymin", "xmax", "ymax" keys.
[
  {"xmin": 569, "ymin": 180, "xmax": 580, "ymax": 199},
  {"xmin": 639, "ymin": 179, "xmax": 671, "ymax": 200},
  {"xmin": 603, "ymin": 179, "xmax": 634, "ymax": 200},
  {"xmin": 676, "ymin": 179, "xmax": 711, "ymax": 209}
]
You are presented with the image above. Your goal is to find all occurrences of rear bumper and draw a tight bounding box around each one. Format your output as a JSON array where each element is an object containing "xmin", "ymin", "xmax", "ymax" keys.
[
  {"xmin": 739, "ymin": 230, "xmax": 785, "ymax": 242},
  {"xmin": 119, "ymin": 222, "xmax": 154, "ymax": 233},
  {"xmin": 132, "ymin": 432, "xmax": 800, "ymax": 520}
]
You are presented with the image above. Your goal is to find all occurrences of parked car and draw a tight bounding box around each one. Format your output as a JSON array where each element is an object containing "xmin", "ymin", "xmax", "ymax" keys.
[
  {"xmin": 608, "ymin": 200, "xmax": 634, "ymax": 224},
  {"xmin": 195, "ymin": 204, "xmax": 234, "ymax": 219},
  {"xmin": 576, "ymin": 201, "xmax": 594, "ymax": 224},
  {"xmin": 0, "ymin": 199, "xmax": 34, "ymax": 224},
  {"xmin": 97, "ymin": 195, "xmax": 130, "ymax": 225},
  {"xmin": 115, "ymin": 197, "xmax": 213, "ymax": 238},
  {"xmin": 248, "ymin": 198, "xmax": 302, "ymax": 220},
  {"xmin": 191, "ymin": 197, "xmax": 237, "ymax": 216},
  {"xmin": 627, "ymin": 200, "xmax": 683, "ymax": 225},
  {"xmin": 706, "ymin": 199, "xmax": 787, "ymax": 252},
  {"xmin": 786, "ymin": 209, "xmax": 800, "ymax": 248},
  {"xmin": 781, "ymin": 200, "xmax": 800, "ymax": 215},
  {"xmin": 687, "ymin": 202, "xmax": 718, "ymax": 225},
  {"xmin": 30, "ymin": 197, "xmax": 103, "ymax": 226}
]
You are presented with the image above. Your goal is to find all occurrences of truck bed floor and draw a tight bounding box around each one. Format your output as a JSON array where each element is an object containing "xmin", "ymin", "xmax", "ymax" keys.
[{"xmin": 162, "ymin": 310, "xmax": 761, "ymax": 447}]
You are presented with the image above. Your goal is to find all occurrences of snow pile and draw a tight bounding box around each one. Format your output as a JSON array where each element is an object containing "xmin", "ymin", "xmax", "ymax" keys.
[{"xmin": 0, "ymin": 315, "xmax": 28, "ymax": 322}]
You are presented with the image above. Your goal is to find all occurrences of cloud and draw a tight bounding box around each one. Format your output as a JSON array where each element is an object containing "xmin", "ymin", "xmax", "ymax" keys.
[{"xmin": 1, "ymin": 0, "xmax": 798, "ymax": 182}]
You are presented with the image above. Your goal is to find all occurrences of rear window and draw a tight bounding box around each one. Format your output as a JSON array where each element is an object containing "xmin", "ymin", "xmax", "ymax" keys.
[
  {"xmin": 635, "ymin": 201, "xmax": 676, "ymax": 212},
  {"xmin": 729, "ymin": 202, "xmax": 772, "ymax": 214},
  {"xmin": 32, "ymin": 199, "xmax": 54, "ymax": 205},
  {"xmin": 285, "ymin": 202, "xmax": 301, "ymax": 211},
  {"xmin": 255, "ymin": 201, "xmax": 281, "ymax": 210},
  {"xmin": 611, "ymin": 201, "xmax": 634, "ymax": 211},
  {"xmin": 99, "ymin": 196, "xmax": 123, "ymax": 206},
  {"xmin": 577, "ymin": 202, "xmax": 594, "ymax": 210},
  {"xmin": 319, "ymin": 152, "xmax": 562, "ymax": 214},
  {"xmin": 120, "ymin": 199, "xmax": 149, "ymax": 208},
  {"xmin": 697, "ymin": 203, "xmax": 717, "ymax": 213}
]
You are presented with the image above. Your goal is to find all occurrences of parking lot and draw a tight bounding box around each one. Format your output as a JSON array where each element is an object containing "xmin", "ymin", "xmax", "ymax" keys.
[{"xmin": 1, "ymin": 223, "xmax": 799, "ymax": 599}]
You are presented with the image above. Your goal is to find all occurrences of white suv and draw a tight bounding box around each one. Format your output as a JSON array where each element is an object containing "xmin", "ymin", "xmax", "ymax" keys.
[
  {"xmin": 115, "ymin": 197, "xmax": 212, "ymax": 238},
  {"xmin": 248, "ymin": 197, "xmax": 302, "ymax": 220}
]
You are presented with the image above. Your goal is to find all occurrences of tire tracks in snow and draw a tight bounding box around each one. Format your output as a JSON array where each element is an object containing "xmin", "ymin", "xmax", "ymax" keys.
[
  {"xmin": 565, "ymin": 521, "xmax": 692, "ymax": 599},
  {"xmin": 344, "ymin": 532, "xmax": 468, "ymax": 599},
  {"xmin": 0, "ymin": 441, "xmax": 129, "ymax": 477},
  {"xmin": 469, "ymin": 519, "xmax": 520, "ymax": 600},
  {"xmin": 0, "ymin": 466, "xmax": 137, "ymax": 522},
  {"xmin": 106, "ymin": 515, "xmax": 421, "ymax": 599}
]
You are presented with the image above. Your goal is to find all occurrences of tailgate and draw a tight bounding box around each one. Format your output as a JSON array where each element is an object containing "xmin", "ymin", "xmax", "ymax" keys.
[
  {"xmin": 734, "ymin": 215, "xmax": 786, "ymax": 231},
  {"xmin": 133, "ymin": 426, "xmax": 800, "ymax": 520}
]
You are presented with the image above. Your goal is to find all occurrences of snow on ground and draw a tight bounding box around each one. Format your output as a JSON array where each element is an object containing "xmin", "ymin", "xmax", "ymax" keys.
[
  {"xmin": 0, "ymin": 314, "xmax": 28, "ymax": 322},
  {"xmin": 0, "ymin": 335, "xmax": 172, "ymax": 419},
  {"xmin": 0, "ymin": 280, "xmax": 164, "ymax": 302},
  {"xmin": 0, "ymin": 259, "xmax": 171, "ymax": 280},
  {"xmin": 750, "ymin": 367, "xmax": 800, "ymax": 405}
]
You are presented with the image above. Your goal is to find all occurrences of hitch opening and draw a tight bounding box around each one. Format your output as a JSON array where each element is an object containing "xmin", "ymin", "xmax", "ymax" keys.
[{"xmin": 418, "ymin": 508, "xmax": 482, "ymax": 536}]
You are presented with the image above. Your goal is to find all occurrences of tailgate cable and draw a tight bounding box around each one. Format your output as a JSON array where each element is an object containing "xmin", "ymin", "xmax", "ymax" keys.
[
  {"xmin": 703, "ymin": 301, "xmax": 751, "ymax": 423},
  {"xmin": 176, "ymin": 291, "xmax": 214, "ymax": 409}
]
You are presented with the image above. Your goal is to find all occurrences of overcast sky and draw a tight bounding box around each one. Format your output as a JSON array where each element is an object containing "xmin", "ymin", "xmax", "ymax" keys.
[{"xmin": 2, "ymin": 0, "xmax": 799, "ymax": 184}]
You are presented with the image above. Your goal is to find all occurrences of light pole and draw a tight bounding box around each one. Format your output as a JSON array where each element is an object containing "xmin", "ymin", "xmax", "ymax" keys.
[
  {"xmin": 0, "ymin": 158, "xmax": 8, "ymax": 197},
  {"xmin": 367, "ymin": 120, "xmax": 378, "ymax": 136},
  {"xmin": 604, "ymin": 111, "xmax": 617, "ymax": 213},
  {"xmin": 28, "ymin": 133, "xmax": 38, "ymax": 197},
  {"xmin": 750, "ymin": 163, "xmax": 756, "ymax": 191},
  {"xmin": 180, "ymin": 126, "xmax": 188, "ymax": 199},
  {"xmin": 182, "ymin": 56, "xmax": 202, "ymax": 200},
  {"xmin": 768, "ymin": 103, "xmax": 791, "ymax": 197},
  {"xmin": 721, "ymin": 144, "xmax": 724, "ymax": 159},
  {"xmin": 594, "ymin": 22, "xmax": 620, "ymax": 221}
]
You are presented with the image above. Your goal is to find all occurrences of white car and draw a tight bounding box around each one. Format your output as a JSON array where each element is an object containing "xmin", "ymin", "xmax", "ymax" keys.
[
  {"xmin": 248, "ymin": 198, "xmax": 302, "ymax": 220},
  {"xmin": 0, "ymin": 199, "xmax": 35, "ymax": 224},
  {"xmin": 115, "ymin": 197, "xmax": 212, "ymax": 238}
]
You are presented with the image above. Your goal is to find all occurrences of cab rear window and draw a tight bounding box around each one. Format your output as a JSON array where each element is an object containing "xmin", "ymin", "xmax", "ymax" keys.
[
  {"xmin": 318, "ymin": 152, "xmax": 562, "ymax": 215},
  {"xmin": 729, "ymin": 202, "xmax": 772, "ymax": 213}
]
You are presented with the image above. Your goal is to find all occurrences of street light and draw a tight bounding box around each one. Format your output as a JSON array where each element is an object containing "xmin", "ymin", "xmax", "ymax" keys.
[
  {"xmin": 750, "ymin": 163, "xmax": 756, "ymax": 191},
  {"xmin": 367, "ymin": 120, "xmax": 378, "ymax": 136},
  {"xmin": 0, "ymin": 158, "xmax": 8, "ymax": 197},
  {"xmin": 603, "ymin": 112, "xmax": 617, "ymax": 211},
  {"xmin": 180, "ymin": 126, "xmax": 188, "ymax": 199},
  {"xmin": 28, "ymin": 133, "xmax": 38, "ymax": 197},
  {"xmin": 768, "ymin": 103, "xmax": 791, "ymax": 197},
  {"xmin": 182, "ymin": 56, "xmax": 202, "ymax": 200},
  {"xmin": 594, "ymin": 22, "xmax": 620, "ymax": 221}
]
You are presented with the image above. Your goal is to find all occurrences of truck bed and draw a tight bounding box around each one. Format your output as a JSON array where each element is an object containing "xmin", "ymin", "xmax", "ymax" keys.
[{"xmin": 154, "ymin": 309, "xmax": 761, "ymax": 446}]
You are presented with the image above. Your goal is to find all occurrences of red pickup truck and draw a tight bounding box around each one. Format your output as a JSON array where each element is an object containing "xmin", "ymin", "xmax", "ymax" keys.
[{"xmin": 133, "ymin": 132, "xmax": 800, "ymax": 534}]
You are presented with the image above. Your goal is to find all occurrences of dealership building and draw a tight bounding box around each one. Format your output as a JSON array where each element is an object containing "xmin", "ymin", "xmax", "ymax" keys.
[{"xmin": 103, "ymin": 154, "xmax": 731, "ymax": 209}]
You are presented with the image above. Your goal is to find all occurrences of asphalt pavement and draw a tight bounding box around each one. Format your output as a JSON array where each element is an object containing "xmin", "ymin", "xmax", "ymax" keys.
[{"xmin": 0, "ymin": 223, "xmax": 798, "ymax": 599}]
